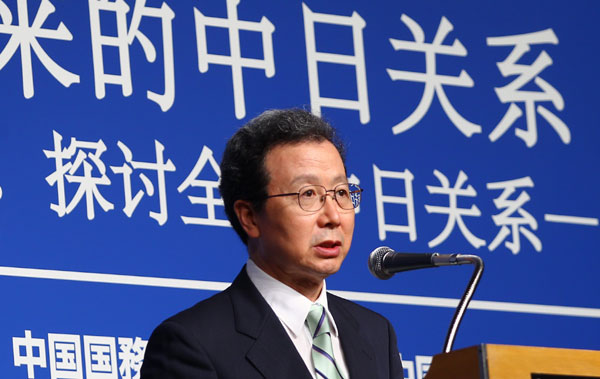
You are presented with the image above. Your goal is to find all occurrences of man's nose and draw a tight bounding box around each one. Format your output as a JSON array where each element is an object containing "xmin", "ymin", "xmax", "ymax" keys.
[{"xmin": 318, "ymin": 194, "xmax": 341, "ymax": 227}]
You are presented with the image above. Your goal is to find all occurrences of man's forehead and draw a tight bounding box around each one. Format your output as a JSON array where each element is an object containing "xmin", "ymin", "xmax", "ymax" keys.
[
  {"xmin": 290, "ymin": 173, "xmax": 348, "ymax": 187},
  {"xmin": 265, "ymin": 141, "xmax": 347, "ymax": 186}
]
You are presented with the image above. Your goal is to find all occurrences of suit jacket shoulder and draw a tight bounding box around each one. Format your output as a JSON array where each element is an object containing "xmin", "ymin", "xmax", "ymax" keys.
[
  {"xmin": 141, "ymin": 268, "xmax": 404, "ymax": 379},
  {"xmin": 328, "ymin": 292, "xmax": 404, "ymax": 379},
  {"xmin": 141, "ymin": 268, "xmax": 312, "ymax": 379}
]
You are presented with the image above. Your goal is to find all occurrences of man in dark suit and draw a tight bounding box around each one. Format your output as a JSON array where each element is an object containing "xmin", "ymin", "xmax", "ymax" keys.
[{"xmin": 141, "ymin": 109, "xmax": 403, "ymax": 378}]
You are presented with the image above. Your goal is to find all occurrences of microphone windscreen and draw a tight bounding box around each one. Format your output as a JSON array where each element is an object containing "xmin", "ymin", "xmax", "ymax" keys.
[{"xmin": 368, "ymin": 246, "xmax": 394, "ymax": 280}]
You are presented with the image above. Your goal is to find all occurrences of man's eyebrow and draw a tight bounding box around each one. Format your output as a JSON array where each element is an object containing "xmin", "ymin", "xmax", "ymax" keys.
[{"xmin": 331, "ymin": 174, "xmax": 348, "ymax": 184}]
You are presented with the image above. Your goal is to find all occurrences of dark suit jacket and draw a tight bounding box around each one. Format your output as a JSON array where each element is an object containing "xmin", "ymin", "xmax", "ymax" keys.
[{"xmin": 141, "ymin": 267, "xmax": 403, "ymax": 378}]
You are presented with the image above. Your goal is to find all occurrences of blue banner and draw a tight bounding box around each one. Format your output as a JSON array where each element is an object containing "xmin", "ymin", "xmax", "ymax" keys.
[{"xmin": 1, "ymin": 1, "xmax": 598, "ymax": 378}]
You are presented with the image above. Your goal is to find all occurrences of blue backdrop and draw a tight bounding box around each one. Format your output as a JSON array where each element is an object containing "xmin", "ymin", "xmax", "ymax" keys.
[{"xmin": 1, "ymin": 1, "xmax": 598, "ymax": 378}]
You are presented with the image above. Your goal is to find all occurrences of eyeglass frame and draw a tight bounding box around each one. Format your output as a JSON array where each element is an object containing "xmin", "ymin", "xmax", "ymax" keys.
[{"xmin": 263, "ymin": 183, "xmax": 364, "ymax": 212}]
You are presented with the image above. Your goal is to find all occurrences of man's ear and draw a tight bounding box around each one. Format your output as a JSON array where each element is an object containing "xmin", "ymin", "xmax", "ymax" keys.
[{"xmin": 233, "ymin": 200, "xmax": 261, "ymax": 239}]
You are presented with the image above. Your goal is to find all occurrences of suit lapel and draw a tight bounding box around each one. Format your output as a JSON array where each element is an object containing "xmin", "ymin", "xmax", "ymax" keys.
[
  {"xmin": 229, "ymin": 267, "xmax": 312, "ymax": 379},
  {"xmin": 328, "ymin": 294, "xmax": 377, "ymax": 378}
]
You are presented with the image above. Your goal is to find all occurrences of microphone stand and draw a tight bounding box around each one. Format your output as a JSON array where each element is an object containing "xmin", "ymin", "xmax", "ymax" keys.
[{"xmin": 440, "ymin": 254, "xmax": 484, "ymax": 353}]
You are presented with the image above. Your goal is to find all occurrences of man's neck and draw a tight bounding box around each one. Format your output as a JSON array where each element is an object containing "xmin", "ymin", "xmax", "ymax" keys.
[
  {"xmin": 287, "ymin": 277, "xmax": 323, "ymax": 302},
  {"xmin": 248, "ymin": 257, "xmax": 324, "ymax": 302}
]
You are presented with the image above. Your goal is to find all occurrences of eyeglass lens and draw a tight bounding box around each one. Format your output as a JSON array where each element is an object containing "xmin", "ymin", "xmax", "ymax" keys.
[{"xmin": 298, "ymin": 183, "xmax": 361, "ymax": 211}]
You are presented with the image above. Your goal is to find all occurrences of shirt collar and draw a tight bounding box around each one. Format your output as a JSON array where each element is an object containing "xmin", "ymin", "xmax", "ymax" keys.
[{"xmin": 246, "ymin": 259, "xmax": 339, "ymax": 338}]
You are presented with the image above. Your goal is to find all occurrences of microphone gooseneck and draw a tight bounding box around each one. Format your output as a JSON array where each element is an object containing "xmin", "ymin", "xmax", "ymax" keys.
[{"xmin": 367, "ymin": 246, "xmax": 484, "ymax": 353}]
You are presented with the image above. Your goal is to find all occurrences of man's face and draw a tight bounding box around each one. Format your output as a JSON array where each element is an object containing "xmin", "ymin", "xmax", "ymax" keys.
[{"xmin": 250, "ymin": 140, "xmax": 355, "ymax": 291}]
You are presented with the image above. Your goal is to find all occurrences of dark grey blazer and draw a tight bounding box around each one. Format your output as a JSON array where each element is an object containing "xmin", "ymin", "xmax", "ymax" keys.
[{"xmin": 141, "ymin": 267, "xmax": 403, "ymax": 378}]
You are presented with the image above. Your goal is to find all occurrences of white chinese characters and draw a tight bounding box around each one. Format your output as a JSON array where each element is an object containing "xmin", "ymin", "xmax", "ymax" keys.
[
  {"xmin": 110, "ymin": 140, "xmax": 176, "ymax": 226},
  {"xmin": 49, "ymin": 333, "xmax": 83, "ymax": 379},
  {"xmin": 118, "ymin": 337, "xmax": 146, "ymax": 379},
  {"xmin": 44, "ymin": 131, "xmax": 114, "ymax": 220},
  {"xmin": 303, "ymin": 3, "xmax": 369, "ymax": 124},
  {"xmin": 487, "ymin": 29, "xmax": 569, "ymax": 147},
  {"xmin": 487, "ymin": 176, "xmax": 541, "ymax": 253},
  {"xmin": 89, "ymin": 0, "xmax": 176, "ymax": 111},
  {"xmin": 13, "ymin": 331, "xmax": 146, "ymax": 379},
  {"xmin": 45, "ymin": 131, "xmax": 229, "ymax": 228},
  {"xmin": 13, "ymin": 330, "xmax": 46, "ymax": 379},
  {"xmin": 178, "ymin": 146, "xmax": 230, "ymax": 227},
  {"xmin": 0, "ymin": 0, "xmax": 80, "ymax": 98},
  {"xmin": 42, "ymin": 127, "xmax": 592, "ymax": 256},
  {"xmin": 194, "ymin": 0, "xmax": 275, "ymax": 119},
  {"xmin": 387, "ymin": 15, "xmax": 480, "ymax": 137},
  {"xmin": 373, "ymin": 164, "xmax": 417, "ymax": 242},
  {"xmin": 425, "ymin": 170, "xmax": 485, "ymax": 249},
  {"xmin": 0, "ymin": 2, "xmax": 572, "ymax": 147},
  {"xmin": 374, "ymin": 167, "xmax": 547, "ymax": 255}
]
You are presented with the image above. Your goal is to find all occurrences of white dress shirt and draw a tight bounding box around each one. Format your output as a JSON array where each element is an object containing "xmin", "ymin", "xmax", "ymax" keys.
[{"xmin": 246, "ymin": 259, "xmax": 350, "ymax": 379}]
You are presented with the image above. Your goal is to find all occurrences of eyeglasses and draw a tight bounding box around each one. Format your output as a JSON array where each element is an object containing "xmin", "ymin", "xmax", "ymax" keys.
[{"xmin": 265, "ymin": 183, "xmax": 363, "ymax": 212}]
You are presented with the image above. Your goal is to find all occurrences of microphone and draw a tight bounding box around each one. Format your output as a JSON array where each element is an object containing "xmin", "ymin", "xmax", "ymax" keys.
[
  {"xmin": 367, "ymin": 245, "xmax": 484, "ymax": 354},
  {"xmin": 368, "ymin": 246, "xmax": 470, "ymax": 280}
]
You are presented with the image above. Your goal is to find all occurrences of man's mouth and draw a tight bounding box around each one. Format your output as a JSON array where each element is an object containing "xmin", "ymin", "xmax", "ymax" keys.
[
  {"xmin": 314, "ymin": 240, "xmax": 342, "ymax": 257},
  {"xmin": 317, "ymin": 240, "xmax": 341, "ymax": 248}
]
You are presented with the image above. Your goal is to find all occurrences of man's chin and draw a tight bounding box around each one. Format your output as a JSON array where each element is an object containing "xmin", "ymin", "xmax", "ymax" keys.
[{"xmin": 313, "ymin": 260, "xmax": 344, "ymax": 278}]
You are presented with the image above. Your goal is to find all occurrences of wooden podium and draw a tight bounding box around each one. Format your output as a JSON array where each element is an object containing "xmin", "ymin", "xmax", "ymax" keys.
[{"xmin": 425, "ymin": 344, "xmax": 600, "ymax": 378}]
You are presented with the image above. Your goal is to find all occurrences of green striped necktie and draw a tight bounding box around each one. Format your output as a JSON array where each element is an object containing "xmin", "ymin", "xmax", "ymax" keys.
[{"xmin": 305, "ymin": 303, "xmax": 344, "ymax": 379}]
